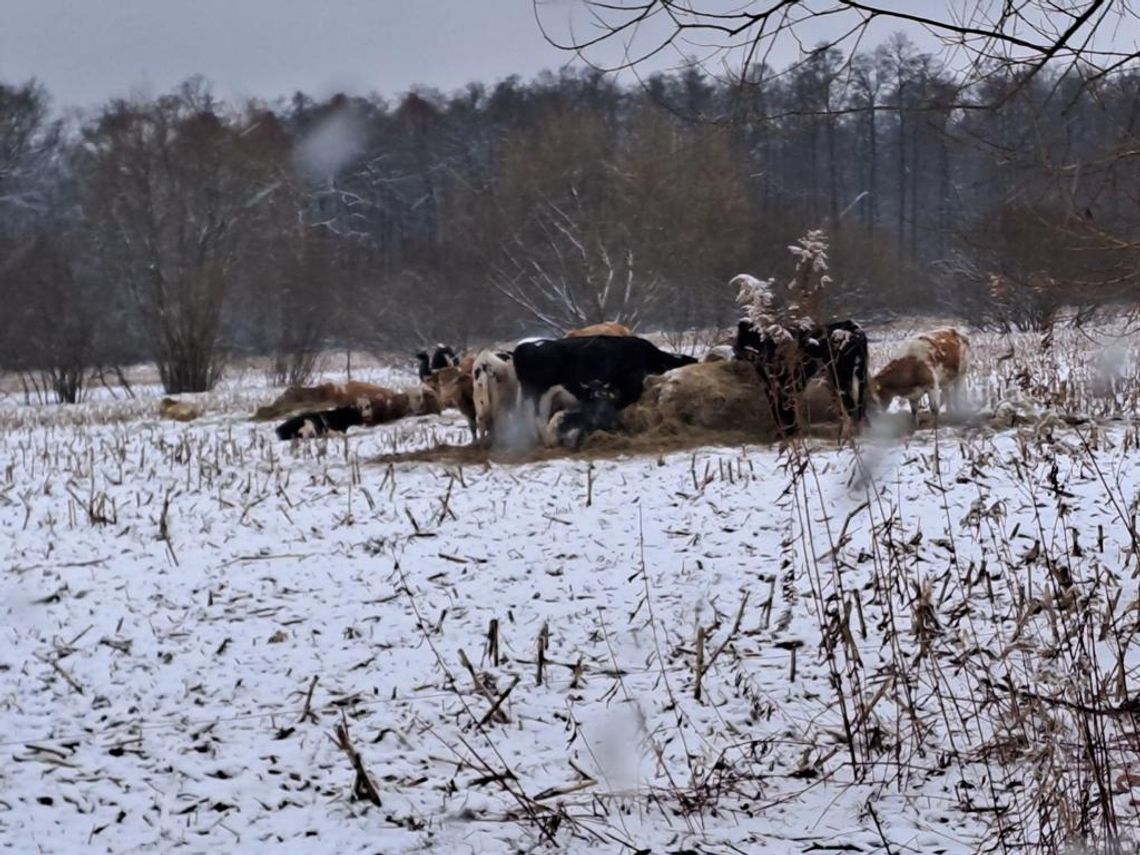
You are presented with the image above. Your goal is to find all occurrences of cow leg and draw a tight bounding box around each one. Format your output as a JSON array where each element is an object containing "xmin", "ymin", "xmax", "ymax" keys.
[
  {"xmin": 928, "ymin": 380, "xmax": 942, "ymax": 421},
  {"xmin": 832, "ymin": 382, "xmax": 855, "ymax": 441},
  {"xmin": 538, "ymin": 411, "xmax": 561, "ymax": 447},
  {"xmin": 945, "ymin": 379, "xmax": 961, "ymax": 416},
  {"xmin": 908, "ymin": 396, "xmax": 922, "ymax": 429}
]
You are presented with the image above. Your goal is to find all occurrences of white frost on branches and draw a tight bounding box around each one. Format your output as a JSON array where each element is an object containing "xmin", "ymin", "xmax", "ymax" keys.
[
  {"xmin": 786, "ymin": 229, "xmax": 830, "ymax": 325},
  {"xmin": 731, "ymin": 228, "xmax": 832, "ymax": 341},
  {"xmin": 731, "ymin": 273, "xmax": 775, "ymax": 322},
  {"xmin": 730, "ymin": 273, "xmax": 790, "ymax": 341}
]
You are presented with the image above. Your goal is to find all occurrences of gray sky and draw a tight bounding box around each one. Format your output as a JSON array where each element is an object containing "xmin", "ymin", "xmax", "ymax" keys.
[
  {"xmin": 4, "ymin": 0, "xmax": 1065, "ymax": 112},
  {"xmin": 4, "ymin": 1, "xmax": 1138, "ymax": 112},
  {"xmin": 1, "ymin": 0, "xmax": 604, "ymax": 109}
]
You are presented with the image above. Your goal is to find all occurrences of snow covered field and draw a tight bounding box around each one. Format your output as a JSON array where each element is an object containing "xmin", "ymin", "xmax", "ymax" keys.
[{"xmin": 2, "ymin": 325, "xmax": 1140, "ymax": 853}]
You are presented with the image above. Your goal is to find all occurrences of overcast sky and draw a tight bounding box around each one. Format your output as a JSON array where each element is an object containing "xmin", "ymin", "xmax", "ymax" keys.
[
  {"xmin": 0, "ymin": 0, "xmax": 973, "ymax": 112},
  {"xmin": 0, "ymin": 0, "xmax": 605, "ymax": 109}
]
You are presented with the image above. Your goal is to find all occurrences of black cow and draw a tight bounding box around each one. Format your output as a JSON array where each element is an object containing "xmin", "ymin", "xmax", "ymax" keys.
[
  {"xmin": 735, "ymin": 318, "xmax": 868, "ymax": 434},
  {"xmin": 275, "ymin": 399, "xmax": 372, "ymax": 440},
  {"xmin": 416, "ymin": 344, "xmax": 459, "ymax": 380},
  {"xmin": 513, "ymin": 335, "xmax": 696, "ymax": 416}
]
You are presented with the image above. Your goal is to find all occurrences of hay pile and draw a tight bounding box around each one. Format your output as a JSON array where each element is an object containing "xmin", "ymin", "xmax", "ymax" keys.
[
  {"xmin": 799, "ymin": 378, "xmax": 842, "ymax": 425},
  {"xmin": 622, "ymin": 360, "xmax": 779, "ymax": 439}
]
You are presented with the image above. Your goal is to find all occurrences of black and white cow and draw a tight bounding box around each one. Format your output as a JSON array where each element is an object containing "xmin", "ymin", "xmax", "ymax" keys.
[
  {"xmin": 275, "ymin": 398, "xmax": 373, "ymax": 441},
  {"xmin": 735, "ymin": 318, "xmax": 868, "ymax": 435},
  {"xmin": 416, "ymin": 344, "xmax": 460, "ymax": 380},
  {"xmin": 513, "ymin": 335, "xmax": 696, "ymax": 419}
]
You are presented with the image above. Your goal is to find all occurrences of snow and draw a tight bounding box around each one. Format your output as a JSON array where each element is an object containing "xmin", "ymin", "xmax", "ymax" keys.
[{"xmin": 1, "ymin": 354, "xmax": 1140, "ymax": 851}]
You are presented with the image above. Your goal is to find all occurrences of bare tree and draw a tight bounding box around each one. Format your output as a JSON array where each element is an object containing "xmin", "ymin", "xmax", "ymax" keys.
[
  {"xmin": 0, "ymin": 80, "xmax": 56, "ymax": 214},
  {"xmin": 492, "ymin": 192, "xmax": 661, "ymax": 332},
  {"xmin": 537, "ymin": 1, "xmax": 1140, "ymax": 107},
  {"xmin": 78, "ymin": 81, "xmax": 282, "ymax": 393},
  {"xmin": 4, "ymin": 230, "xmax": 97, "ymax": 403}
]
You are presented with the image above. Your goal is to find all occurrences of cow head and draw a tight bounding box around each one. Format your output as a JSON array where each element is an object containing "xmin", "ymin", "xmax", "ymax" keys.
[
  {"xmin": 408, "ymin": 384, "xmax": 441, "ymax": 416},
  {"xmin": 430, "ymin": 344, "xmax": 459, "ymax": 371},
  {"xmin": 582, "ymin": 379, "xmax": 619, "ymax": 404},
  {"xmin": 355, "ymin": 396, "xmax": 373, "ymax": 424}
]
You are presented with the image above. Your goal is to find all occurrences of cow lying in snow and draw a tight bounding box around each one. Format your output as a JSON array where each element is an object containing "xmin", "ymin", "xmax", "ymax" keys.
[
  {"xmin": 370, "ymin": 386, "xmax": 441, "ymax": 424},
  {"xmin": 256, "ymin": 381, "xmax": 398, "ymax": 421},
  {"xmin": 275, "ymin": 398, "xmax": 372, "ymax": 440},
  {"xmin": 871, "ymin": 327, "xmax": 969, "ymax": 424},
  {"xmin": 564, "ymin": 322, "xmax": 632, "ymax": 338},
  {"xmin": 735, "ymin": 318, "xmax": 868, "ymax": 435},
  {"xmin": 258, "ymin": 382, "xmax": 438, "ymax": 424}
]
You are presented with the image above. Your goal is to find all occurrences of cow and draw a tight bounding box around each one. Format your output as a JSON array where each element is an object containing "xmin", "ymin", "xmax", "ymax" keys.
[
  {"xmin": 735, "ymin": 318, "xmax": 868, "ymax": 435},
  {"xmin": 546, "ymin": 383, "xmax": 623, "ymax": 449},
  {"xmin": 365, "ymin": 386, "xmax": 441, "ymax": 425},
  {"xmin": 472, "ymin": 350, "xmax": 522, "ymax": 446},
  {"xmin": 565, "ymin": 322, "xmax": 632, "ymax": 338},
  {"xmin": 532, "ymin": 382, "xmax": 619, "ymax": 448},
  {"xmin": 512, "ymin": 336, "xmax": 697, "ymax": 422},
  {"xmin": 255, "ymin": 381, "xmax": 396, "ymax": 421},
  {"xmin": 416, "ymin": 344, "xmax": 460, "ymax": 380},
  {"xmin": 275, "ymin": 398, "xmax": 373, "ymax": 441},
  {"xmin": 871, "ymin": 327, "xmax": 969, "ymax": 423},
  {"xmin": 537, "ymin": 384, "xmax": 581, "ymax": 432},
  {"xmin": 424, "ymin": 364, "xmax": 477, "ymax": 442},
  {"xmin": 868, "ymin": 356, "xmax": 935, "ymax": 427}
]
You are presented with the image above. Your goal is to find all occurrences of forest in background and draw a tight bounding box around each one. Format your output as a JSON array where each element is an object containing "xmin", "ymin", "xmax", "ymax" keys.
[{"xmin": 1, "ymin": 34, "xmax": 1138, "ymax": 398}]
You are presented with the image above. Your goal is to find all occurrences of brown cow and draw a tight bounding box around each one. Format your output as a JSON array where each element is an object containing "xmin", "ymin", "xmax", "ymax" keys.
[
  {"xmin": 564, "ymin": 322, "xmax": 632, "ymax": 338},
  {"xmin": 256, "ymin": 381, "xmax": 437, "ymax": 422},
  {"xmin": 424, "ymin": 363, "xmax": 477, "ymax": 442},
  {"xmin": 364, "ymin": 386, "xmax": 441, "ymax": 425}
]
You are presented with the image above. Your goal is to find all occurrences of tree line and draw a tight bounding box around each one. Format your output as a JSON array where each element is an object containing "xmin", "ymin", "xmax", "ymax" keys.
[{"xmin": 1, "ymin": 35, "xmax": 1137, "ymax": 401}]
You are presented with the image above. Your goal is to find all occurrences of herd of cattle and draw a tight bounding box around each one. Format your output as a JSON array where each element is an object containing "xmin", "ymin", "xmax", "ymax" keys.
[{"xmin": 256, "ymin": 307, "xmax": 970, "ymax": 449}]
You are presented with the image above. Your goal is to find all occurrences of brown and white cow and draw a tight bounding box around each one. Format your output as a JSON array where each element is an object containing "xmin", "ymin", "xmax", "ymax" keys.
[
  {"xmin": 564, "ymin": 322, "xmax": 632, "ymax": 338},
  {"xmin": 257, "ymin": 381, "xmax": 438, "ymax": 424},
  {"xmin": 256, "ymin": 381, "xmax": 394, "ymax": 421},
  {"xmin": 871, "ymin": 327, "xmax": 969, "ymax": 423},
  {"xmin": 365, "ymin": 387, "xmax": 441, "ymax": 425}
]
